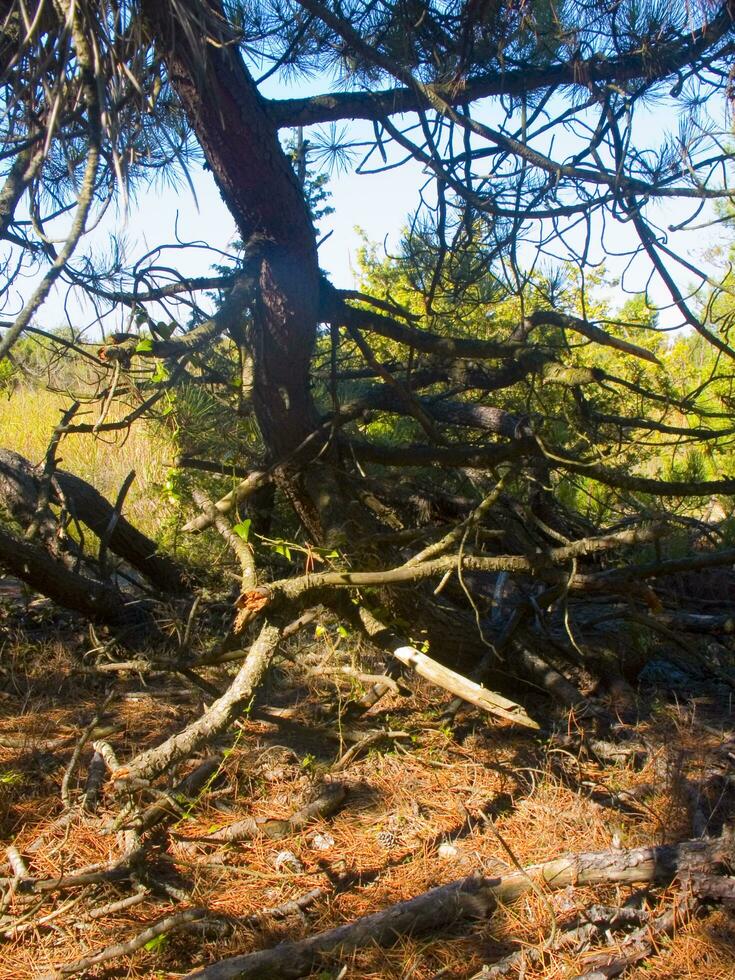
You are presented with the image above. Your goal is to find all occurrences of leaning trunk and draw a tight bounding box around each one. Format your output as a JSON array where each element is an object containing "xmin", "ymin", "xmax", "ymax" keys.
[{"xmin": 141, "ymin": 0, "xmax": 321, "ymax": 461}]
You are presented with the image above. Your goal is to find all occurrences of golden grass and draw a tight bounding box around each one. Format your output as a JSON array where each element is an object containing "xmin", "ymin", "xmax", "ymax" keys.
[{"xmin": 0, "ymin": 385, "xmax": 176, "ymax": 538}]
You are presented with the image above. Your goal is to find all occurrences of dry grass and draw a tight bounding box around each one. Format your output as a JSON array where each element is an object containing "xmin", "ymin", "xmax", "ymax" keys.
[
  {"xmin": 0, "ymin": 626, "xmax": 733, "ymax": 980},
  {"xmin": 0, "ymin": 385, "xmax": 175, "ymax": 537}
]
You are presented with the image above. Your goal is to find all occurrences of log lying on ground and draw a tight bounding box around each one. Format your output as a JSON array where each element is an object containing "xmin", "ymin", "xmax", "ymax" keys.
[
  {"xmin": 0, "ymin": 449, "xmax": 188, "ymax": 595},
  {"xmin": 0, "ymin": 522, "xmax": 149, "ymax": 631},
  {"xmin": 55, "ymin": 469, "xmax": 189, "ymax": 594},
  {"xmin": 0, "ymin": 449, "xmax": 67, "ymax": 558},
  {"xmin": 185, "ymin": 833, "xmax": 733, "ymax": 980}
]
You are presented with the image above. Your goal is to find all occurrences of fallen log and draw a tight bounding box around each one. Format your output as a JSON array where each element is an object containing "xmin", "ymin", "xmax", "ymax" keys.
[
  {"xmin": 56, "ymin": 469, "xmax": 189, "ymax": 594},
  {"xmin": 185, "ymin": 833, "xmax": 733, "ymax": 980},
  {"xmin": 0, "ymin": 448, "xmax": 188, "ymax": 595},
  {"xmin": 0, "ymin": 522, "xmax": 148, "ymax": 631}
]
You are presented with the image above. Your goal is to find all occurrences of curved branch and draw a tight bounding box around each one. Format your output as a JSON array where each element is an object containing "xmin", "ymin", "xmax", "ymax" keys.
[
  {"xmin": 326, "ymin": 284, "xmax": 659, "ymax": 365},
  {"xmin": 269, "ymin": 3, "xmax": 735, "ymax": 127},
  {"xmin": 114, "ymin": 620, "xmax": 280, "ymax": 784},
  {"xmin": 97, "ymin": 271, "xmax": 255, "ymax": 360}
]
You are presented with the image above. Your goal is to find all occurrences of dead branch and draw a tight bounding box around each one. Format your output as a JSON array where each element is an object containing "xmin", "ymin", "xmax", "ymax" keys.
[
  {"xmin": 0, "ymin": 521, "xmax": 150, "ymax": 631},
  {"xmin": 46, "ymin": 906, "xmax": 209, "ymax": 978},
  {"xmin": 183, "ymin": 469, "xmax": 271, "ymax": 534},
  {"xmin": 128, "ymin": 755, "xmax": 224, "ymax": 835},
  {"xmin": 240, "ymin": 887, "xmax": 324, "ymax": 927},
  {"xmin": 332, "ymin": 731, "xmax": 410, "ymax": 772},
  {"xmin": 185, "ymin": 781, "xmax": 347, "ymax": 844},
  {"xmin": 112, "ymin": 621, "xmax": 281, "ymax": 785},
  {"xmin": 570, "ymin": 892, "xmax": 701, "ymax": 979},
  {"xmin": 470, "ymin": 903, "xmax": 653, "ymax": 978},
  {"xmin": 55, "ymin": 467, "xmax": 189, "ymax": 594},
  {"xmin": 192, "ymin": 488, "xmax": 256, "ymax": 589},
  {"xmin": 357, "ymin": 606, "xmax": 539, "ymax": 729},
  {"xmin": 12, "ymin": 846, "xmax": 146, "ymax": 896},
  {"xmin": 0, "ymin": 449, "xmax": 188, "ymax": 594},
  {"xmin": 184, "ymin": 833, "xmax": 732, "ymax": 979},
  {"xmin": 61, "ymin": 693, "xmax": 114, "ymax": 807}
]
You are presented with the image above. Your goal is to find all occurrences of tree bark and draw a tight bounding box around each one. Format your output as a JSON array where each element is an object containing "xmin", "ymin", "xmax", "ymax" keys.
[
  {"xmin": 0, "ymin": 523, "xmax": 147, "ymax": 630},
  {"xmin": 0, "ymin": 449, "xmax": 188, "ymax": 594},
  {"xmin": 56, "ymin": 469, "xmax": 188, "ymax": 594},
  {"xmin": 141, "ymin": 0, "xmax": 320, "ymax": 460}
]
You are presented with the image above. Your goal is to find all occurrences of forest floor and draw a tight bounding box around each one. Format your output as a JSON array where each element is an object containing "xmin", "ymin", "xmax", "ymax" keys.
[{"xmin": 0, "ymin": 592, "xmax": 734, "ymax": 980}]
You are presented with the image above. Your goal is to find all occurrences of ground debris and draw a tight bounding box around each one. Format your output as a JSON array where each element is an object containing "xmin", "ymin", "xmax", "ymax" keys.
[{"xmin": 0, "ymin": 632, "xmax": 734, "ymax": 980}]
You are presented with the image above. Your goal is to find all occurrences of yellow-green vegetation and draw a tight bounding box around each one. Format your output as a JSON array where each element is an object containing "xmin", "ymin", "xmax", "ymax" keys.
[
  {"xmin": 0, "ymin": 384, "xmax": 174, "ymax": 539},
  {"xmin": 352, "ymin": 237, "xmax": 735, "ymax": 526}
]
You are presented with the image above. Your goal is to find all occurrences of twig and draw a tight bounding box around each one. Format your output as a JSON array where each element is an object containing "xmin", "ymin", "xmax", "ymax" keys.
[
  {"xmin": 2, "ymin": 890, "xmax": 90, "ymax": 940},
  {"xmin": 332, "ymin": 731, "xmax": 410, "ymax": 773},
  {"xmin": 92, "ymin": 359, "xmax": 121, "ymax": 433},
  {"xmin": 85, "ymin": 885, "xmax": 149, "ymax": 919},
  {"xmin": 61, "ymin": 693, "xmax": 114, "ymax": 807},
  {"xmin": 24, "ymin": 401, "xmax": 80, "ymax": 543},
  {"xmin": 241, "ymin": 887, "xmax": 324, "ymax": 927},
  {"xmin": 46, "ymin": 906, "xmax": 209, "ymax": 978}
]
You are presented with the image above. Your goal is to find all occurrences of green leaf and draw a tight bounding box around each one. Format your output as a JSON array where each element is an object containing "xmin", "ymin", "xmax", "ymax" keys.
[
  {"xmin": 135, "ymin": 337, "xmax": 154, "ymax": 354},
  {"xmin": 337, "ymin": 625, "xmax": 349, "ymax": 638},
  {"xmin": 144, "ymin": 934, "xmax": 168, "ymax": 953},
  {"xmin": 233, "ymin": 519, "xmax": 252, "ymax": 541},
  {"xmin": 274, "ymin": 542, "xmax": 292, "ymax": 560},
  {"xmin": 151, "ymin": 362, "xmax": 169, "ymax": 383}
]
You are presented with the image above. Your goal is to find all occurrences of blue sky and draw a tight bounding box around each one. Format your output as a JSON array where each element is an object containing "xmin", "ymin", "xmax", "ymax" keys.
[{"xmin": 5, "ymin": 66, "xmax": 731, "ymax": 338}]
